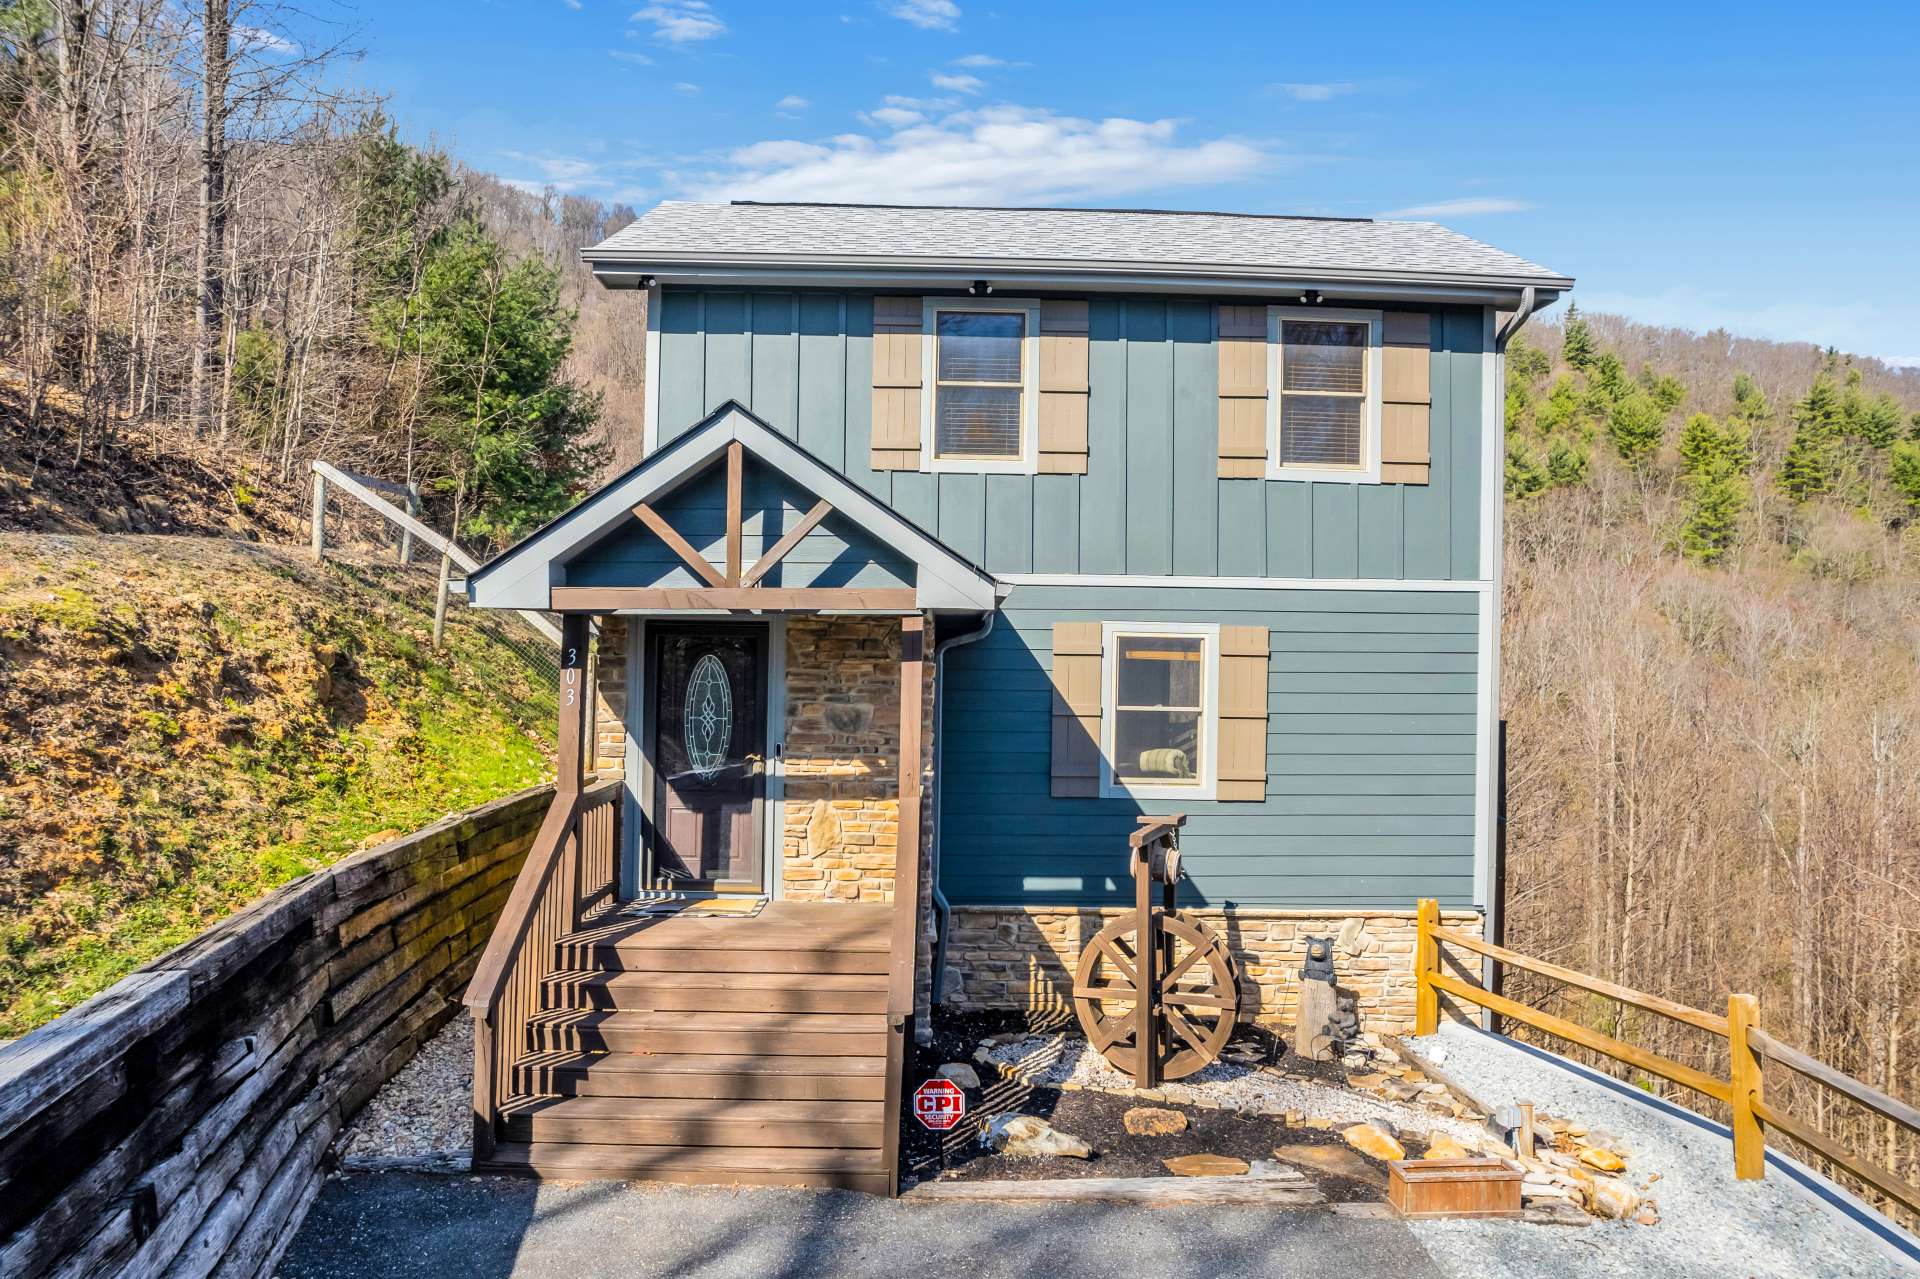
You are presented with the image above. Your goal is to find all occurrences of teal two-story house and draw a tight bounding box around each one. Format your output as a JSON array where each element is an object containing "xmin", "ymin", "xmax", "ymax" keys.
[{"xmin": 469, "ymin": 201, "xmax": 1571, "ymax": 1061}]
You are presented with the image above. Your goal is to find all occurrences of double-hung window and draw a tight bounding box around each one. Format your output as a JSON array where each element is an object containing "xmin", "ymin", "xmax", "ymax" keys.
[
  {"xmin": 1099, "ymin": 622, "xmax": 1219, "ymax": 800},
  {"xmin": 1268, "ymin": 307, "xmax": 1384, "ymax": 481},
  {"xmin": 924, "ymin": 301, "xmax": 1041, "ymax": 472}
]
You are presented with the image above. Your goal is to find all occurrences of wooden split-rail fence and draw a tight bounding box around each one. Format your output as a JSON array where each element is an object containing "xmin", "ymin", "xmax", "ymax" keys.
[
  {"xmin": 306, "ymin": 460, "xmax": 562, "ymax": 647},
  {"xmin": 1414, "ymin": 898, "xmax": 1920, "ymax": 1222}
]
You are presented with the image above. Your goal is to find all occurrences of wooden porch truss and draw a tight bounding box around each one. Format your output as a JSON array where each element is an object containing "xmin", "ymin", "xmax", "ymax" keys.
[{"xmin": 571, "ymin": 441, "xmax": 907, "ymax": 615}]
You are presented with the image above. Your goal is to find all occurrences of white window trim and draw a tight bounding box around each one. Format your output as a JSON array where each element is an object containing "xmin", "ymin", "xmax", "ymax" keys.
[
  {"xmin": 919, "ymin": 296, "xmax": 1043, "ymax": 476},
  {"xmin": 1097, "ymin": 620, "xmax": 1221, "ymax": 802},
  {"xmin": 1266, "ymin": 305, "xmax": 1384, "ymax": 484}
]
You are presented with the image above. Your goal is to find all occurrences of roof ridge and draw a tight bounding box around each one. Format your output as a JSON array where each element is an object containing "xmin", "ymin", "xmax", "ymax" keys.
[{"xmin": 724, "ymin": 199, "xmax": 1375, "ymax": 225}]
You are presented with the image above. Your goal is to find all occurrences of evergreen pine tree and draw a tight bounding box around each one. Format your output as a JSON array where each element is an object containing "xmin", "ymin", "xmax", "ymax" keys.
[
  {"xmin": 1890, "ymin": 440, "xmax": 1920, "ymax": 508},
  {"xmin": 1505, "ymin": 436, "xmax": 1548, "ymax": 499},
  {"xmin": 1681, "ymin": 463, "xmax": 1750, "ymax": 563},
  {"xmin": 1731, "ymin": 372, "xmax": 1770, "ymax": 425},
  {"xmin": 1856, "ymin": 393, "xmax": 1902, "ymax": 449},
  {"xmin": 1560, "ymin": 303, "xmax": 1596, "ymax": 371},
  {"xmin": 1607, "ymin": 392, "xmax": 1665, "ymax": 464},
  {"xmin": 1778, "ymin": 372, "xmax": 1843, "ymax": 502},
  {"xmin": 1546, "ymin": 436, "xmax": 1590, "ymax": 487}
]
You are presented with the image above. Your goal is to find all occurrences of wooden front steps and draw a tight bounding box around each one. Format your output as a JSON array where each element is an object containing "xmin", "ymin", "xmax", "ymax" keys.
[{"xmin": 477, "ymin": 900, "xmax": 896, "ymax": 1194}]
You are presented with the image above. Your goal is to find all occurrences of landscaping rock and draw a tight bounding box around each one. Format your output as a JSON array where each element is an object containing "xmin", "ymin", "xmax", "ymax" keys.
[
  {"xmin": 1273, "ymin": 1142, "xmax": 1384, "ymax": 1185},
  {"xmin": 1342, "ymin": 1121, "xmax": 1406, "ymax": 1162},
  {"xmin": 983, "ymin": 1113, "xmax": 1091, "ymax": 1159},
  {"xmin": 1122, "ymin": 1106, "xmax": 1188, "ymax": 1136},
  {"xmin": 1163, "ymin": 1154, "xmax": 1249, "ymax": 1177},
  {"xmin": 1577, "ymin": 1145, "xmax": 1625, "ymax": 1172},
  {"xmin": 1632, "ymin": 1199, "xmax": 1662, "ymax": 1227},
  {"xmin": 1590, "ymin": 1175, "xmax": 1640, "ymax": 1220},
  {"xmin": 936, "ymin": 1063, "xmax": 981, "ymax": 1089},
  {"xmin": 1421, "ymin": 1134, "xmax": 1470, "ymax": 1160}
]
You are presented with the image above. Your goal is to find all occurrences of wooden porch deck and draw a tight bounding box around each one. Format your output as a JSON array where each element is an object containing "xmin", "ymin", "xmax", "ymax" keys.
[{"xmin": 478, "ymin": 900, "xmax": 897, "ymax": 1194}]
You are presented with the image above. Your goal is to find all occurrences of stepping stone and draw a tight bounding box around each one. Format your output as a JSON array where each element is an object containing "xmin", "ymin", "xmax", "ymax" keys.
[
  {"xmin": 1163, "ymin": 1154, "xmax": 1249, "ymax": 1177},
  {"xmin": 1272, "ymin": 1142, "xmax": 1385, "ymax": 1186},
  {"xmin": 1123, "ymin": 1107, "xmax": 1188, "ymax": 1136}
]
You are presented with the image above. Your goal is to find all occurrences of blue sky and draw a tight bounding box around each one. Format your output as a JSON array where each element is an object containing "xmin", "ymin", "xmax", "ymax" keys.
[{"xmin": 346, "ymin": 1, "xmax": 1920, "ymax": 362}]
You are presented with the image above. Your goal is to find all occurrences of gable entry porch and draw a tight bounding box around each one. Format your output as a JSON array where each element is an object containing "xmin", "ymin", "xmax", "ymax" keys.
[{"xmin": 460, "ymin": 404, "xmax": 997, "ymax": 1195}]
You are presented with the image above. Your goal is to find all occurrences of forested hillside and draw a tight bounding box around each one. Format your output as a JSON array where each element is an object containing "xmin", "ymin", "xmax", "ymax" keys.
[
  {"xmin": 1500, "ymin": 308, "xmax": 1920, "ymax": 1200},
  {"xmin": 0, "ymin": 0, "xmax": 641, "ymax": 551}
]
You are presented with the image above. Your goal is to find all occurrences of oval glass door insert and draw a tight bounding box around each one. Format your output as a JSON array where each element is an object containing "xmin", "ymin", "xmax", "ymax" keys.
[{"xmin": 683, "ymin": 652, "xmax": 733, "ymax": 779}]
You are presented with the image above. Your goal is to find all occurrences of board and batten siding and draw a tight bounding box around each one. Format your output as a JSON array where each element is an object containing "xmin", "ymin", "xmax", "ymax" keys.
[
  {"xmin": 653, "ymin": 290, "xmax": 1487, "ymax": 582},
  {"xmin": 939, "ymin": 585, "xmax": 1481, "ymax": 908}
]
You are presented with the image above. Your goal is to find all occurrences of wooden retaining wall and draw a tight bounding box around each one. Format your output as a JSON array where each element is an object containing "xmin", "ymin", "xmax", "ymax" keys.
[{"xmin": 0, "ymin": 783, "xmax": 558, "ymax": 1279}]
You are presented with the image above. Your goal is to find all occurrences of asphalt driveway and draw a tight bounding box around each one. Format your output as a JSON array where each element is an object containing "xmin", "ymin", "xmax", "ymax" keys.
[{"xmin": 275, "ymin": 1171, "xmax": 1437, "ymax": 1279}]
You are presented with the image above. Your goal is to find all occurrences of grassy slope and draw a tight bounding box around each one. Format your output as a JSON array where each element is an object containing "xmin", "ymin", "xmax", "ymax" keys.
[{"xmin": 0, "ymin": 533, "xmax": 555, "ymax": 1036}]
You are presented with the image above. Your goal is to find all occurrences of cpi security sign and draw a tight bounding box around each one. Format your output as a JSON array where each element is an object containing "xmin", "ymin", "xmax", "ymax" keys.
[{"xmin": 912, "ymin": 1078, "xmax": 967, "ymax": 1130}]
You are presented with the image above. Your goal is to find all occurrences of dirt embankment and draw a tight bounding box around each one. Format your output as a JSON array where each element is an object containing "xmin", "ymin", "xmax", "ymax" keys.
[{"xmin": 0, "ymin": 533, "xmax": 556, "ymax": 1036}]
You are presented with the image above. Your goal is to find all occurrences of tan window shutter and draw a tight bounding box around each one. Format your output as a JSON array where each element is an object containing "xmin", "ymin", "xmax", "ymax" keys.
[
  {"xmin": 1217, "ymin": 305, "xmax": 1268, "ymax": 478},
  {"xmin": 1050, "ymin": 621, "xmax": 1103, "ymax": 798},
  {"xmin": 1217, "ymin": 625, "xmax": 1269, "ymax": 802},
  {"xmin": 1037, "ymin": 300, "xmax": 1090, "ymax": 475},
  {"xmin": 1380, "ymin": 311, "xmax": 1431, "ymax": 484},
  {"xmin": 871, "ymin": 296, "xmax": 923, "ymax": 471}
]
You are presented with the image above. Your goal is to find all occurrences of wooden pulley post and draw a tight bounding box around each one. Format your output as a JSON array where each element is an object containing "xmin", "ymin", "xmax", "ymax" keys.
[{"xmin": 1072, "ymin": 815, "xmax": 1240, "ymax": 1087}]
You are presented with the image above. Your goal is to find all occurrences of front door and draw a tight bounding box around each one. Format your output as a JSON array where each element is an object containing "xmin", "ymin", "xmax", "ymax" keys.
[{"xmin": 646, "ymin": 624, "xmax": 768, "ymax": 893}]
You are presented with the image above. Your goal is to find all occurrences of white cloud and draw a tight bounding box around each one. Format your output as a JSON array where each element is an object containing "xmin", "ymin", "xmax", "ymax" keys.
[
  {"xmin": 632, "ymin": 0, "xmax": 726, "ymax": 43},
  {"xmin": 500, "ymin": 150, "xmax": 605, "ymax": 192},
  {"xmin": 1272, "ymin": 81, "xmax": 1354, "ymax": 102},
  {"xmin": 930, "ymin": 71, "xmax": 983, "ymax": 94},
  {"xmin": 609, "ymin": 49, "xmax": 655, "ymax": 65},
  {"xmin": 1381, "ymin": 197, "xmax": 1532, "ymax": 218},
  {"xmin": 951, "ymin": 52, "xmax": 1015, "ymax": 67},
  {"xmin": 679, "ymin": 103, "xmax": 1268, "ymax": 206},
  {"xmin": 1886, "ymin": 355, "xmax": 1920, "ymax": 370},
  {"xmin": 499, "ymin": 150, "xmax": 653, "ymax": 205},
  {"xmin": 775, "ymin": 94, "xmax": 811, "ymax": 112},
  {"xmin": 860, "ymin": 105, "xmax": 924, "ymax": 128},
  {"xmin": 236, "ymin": 25, "xmax": 300, "ymax": 56},
  {"xmin": 673, "ymin": 81, "xmax": 702, "ymax": 94},
  {"xmin": 886, "ymin": 0, "xmax": 960, "ymax": 31},
  {"xmin": 562, "ymin": 0, "xmax": 582, "ymax": 9}
]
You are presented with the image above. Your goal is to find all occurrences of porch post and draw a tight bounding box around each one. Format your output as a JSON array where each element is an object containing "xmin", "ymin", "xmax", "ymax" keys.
[
  {"xmin": 883, "ymin": 612, "xmax": 925, "ymax": 1197},
  {"xmin": 888, "ymin": 613, "xmax": 925, "ymax": 1011},
  {"xmin": 557, "ymin": 614, "xmax": 590, "ymax": 797}
]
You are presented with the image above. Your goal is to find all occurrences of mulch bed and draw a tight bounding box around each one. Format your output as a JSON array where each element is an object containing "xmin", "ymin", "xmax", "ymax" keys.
[{"xmin": 901, "ymin": 1009, "xmax": 1437, "ymax": 1204}]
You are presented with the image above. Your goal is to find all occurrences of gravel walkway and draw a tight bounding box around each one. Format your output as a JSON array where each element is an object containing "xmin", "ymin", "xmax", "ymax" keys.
[
  {"xmin": 1407, "ymin": 1022, "xmax": 1920, "ymax": 1279},
  {"xmin": 983, "ymin": 1032, "xmax": 1487, "ymax": 1148},
  {"xmin": 336, "ymin": 1015, "xmax": 473, "ymax": 1166}
]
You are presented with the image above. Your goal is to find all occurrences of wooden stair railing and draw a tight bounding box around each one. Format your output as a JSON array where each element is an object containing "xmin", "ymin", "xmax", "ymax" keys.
[
  {"xmin": 464, "ymin": 781, "xmax": 619, "ymax": 1161},
  {"xmin": 464, "ymin": 614, "xmax": 604, "ymax": 1162}
]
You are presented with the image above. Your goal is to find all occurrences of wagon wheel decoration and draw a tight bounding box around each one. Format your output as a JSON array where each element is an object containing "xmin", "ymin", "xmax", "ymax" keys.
[{"xmin": 1073, "ymin": 910, "xmax": 1239, "ymax": 1081}]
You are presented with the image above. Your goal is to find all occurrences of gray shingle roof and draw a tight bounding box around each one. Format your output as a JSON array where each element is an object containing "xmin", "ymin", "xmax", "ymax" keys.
[{"xmin": 585, "ymin": 201, "xmax": 1571, "ymax": 290}]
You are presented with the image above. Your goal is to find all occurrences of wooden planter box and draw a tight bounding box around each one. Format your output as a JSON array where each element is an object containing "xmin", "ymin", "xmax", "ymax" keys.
[{"xmin": 1386, "ymin": 1157, "xmax": 1525, "ymax": 1219}]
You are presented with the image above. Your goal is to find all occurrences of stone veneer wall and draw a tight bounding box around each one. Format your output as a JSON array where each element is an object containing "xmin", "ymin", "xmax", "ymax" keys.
[
  {"xmin": 591, "ymin": 617, "xmax": 629, "ymax": 779},
  {"xmin": 941, "ymin": 905, "xmax": 1484, "ymax": 1038},
  {"xmin": 778, "ymin": 618, "xmax": 932, "ymax": 906}
]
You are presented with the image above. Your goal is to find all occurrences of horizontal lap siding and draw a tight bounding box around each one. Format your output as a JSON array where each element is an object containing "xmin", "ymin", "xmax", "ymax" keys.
[
  {"xmin": 564, "ymin": 458, "xmax": 914, "ymax": 590},
  {"xmin": 938, "ymin": 585, "xmax": 1480, "ymax": 908},
  {"xmin": 649, "ymin": 289, "xmax": 1486, "ymax": 582}
]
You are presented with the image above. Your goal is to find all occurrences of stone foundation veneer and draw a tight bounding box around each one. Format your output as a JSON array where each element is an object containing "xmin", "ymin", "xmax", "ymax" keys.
[{"xmin": 940, "ymin": 905, "xmax": 1483, "ymax": 1038}]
